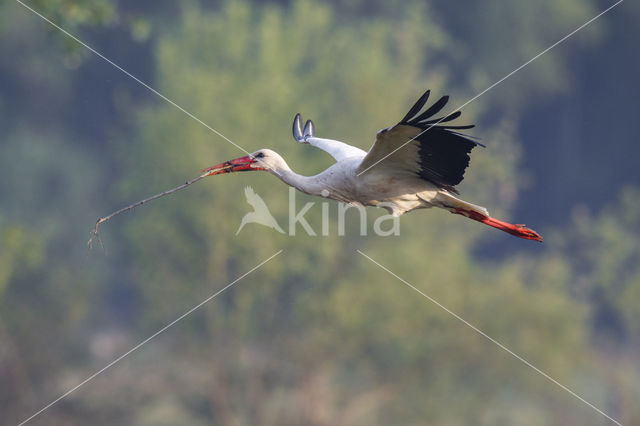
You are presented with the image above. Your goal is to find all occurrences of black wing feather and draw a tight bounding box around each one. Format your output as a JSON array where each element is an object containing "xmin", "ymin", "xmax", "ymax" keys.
[
  {"xmin": 412, "ymin": 95, "xmax": 449, "ymax": 123},
  {"xmin": 400, "ymin": 90, "xmax": 430, "ymax": 123},
  {"xmin": 400, "ymin": 90, "xmax": 482, "ymax": 193},
  {"xmin": 437, "ymin": 124, "xmax": 476, "ymax": 130},
  {"xmin": 422, "ymin": 110, "xmax": 461, "ymax": 124}
]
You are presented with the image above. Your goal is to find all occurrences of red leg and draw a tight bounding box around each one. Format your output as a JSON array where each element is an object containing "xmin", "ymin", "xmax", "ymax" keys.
[{"xmin": 452, "ymin": 208, "xmax": 543, "ymax": 242}]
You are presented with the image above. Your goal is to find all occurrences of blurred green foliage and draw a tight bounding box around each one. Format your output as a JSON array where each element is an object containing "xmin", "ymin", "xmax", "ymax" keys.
[{"xmin": 1, "ymin": 0, "xmax": 638, "ymax": 425}]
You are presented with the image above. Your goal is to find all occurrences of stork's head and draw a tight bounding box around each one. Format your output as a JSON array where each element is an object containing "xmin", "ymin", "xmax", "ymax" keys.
[{"xmin": 201, "ymin": 149, "xmax": 289, "ymax": 177}]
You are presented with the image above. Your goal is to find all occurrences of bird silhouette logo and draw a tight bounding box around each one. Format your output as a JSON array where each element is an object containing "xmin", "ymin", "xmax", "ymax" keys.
[{"xmin": 236, "ymin": 186, "xmax": 285, "ymax": 235}]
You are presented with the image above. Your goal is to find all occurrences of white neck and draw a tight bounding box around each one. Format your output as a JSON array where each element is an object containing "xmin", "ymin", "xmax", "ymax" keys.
[{"xmin": 267, "ymin": 162, "xmax": 325, "ymax": 197}]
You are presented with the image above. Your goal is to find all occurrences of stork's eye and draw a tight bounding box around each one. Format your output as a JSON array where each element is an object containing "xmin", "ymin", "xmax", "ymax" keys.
[{"xmin": 255, "ymin": 152, "xmax": 265, "ymax": 158}]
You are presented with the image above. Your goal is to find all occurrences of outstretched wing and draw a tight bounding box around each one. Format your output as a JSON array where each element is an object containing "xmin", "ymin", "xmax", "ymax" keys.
[
  {"xmin": 356, "ymin": 90, "xmax": 483, "ymax": 194},
  {"xmin": 292, "ymin": 113, "xmax": 366, "ymax": 162}
]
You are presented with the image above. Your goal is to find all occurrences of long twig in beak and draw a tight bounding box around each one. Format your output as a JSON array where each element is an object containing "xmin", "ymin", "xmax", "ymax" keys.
[{"xmin": 87, "ymin": 171, "xmax": 210, "ymax": 251}]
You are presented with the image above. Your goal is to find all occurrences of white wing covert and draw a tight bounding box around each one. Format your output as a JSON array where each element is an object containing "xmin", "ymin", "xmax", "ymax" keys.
[{"xmin": 357, "ymin": 90, "xmax": 483, "ymax": 194}]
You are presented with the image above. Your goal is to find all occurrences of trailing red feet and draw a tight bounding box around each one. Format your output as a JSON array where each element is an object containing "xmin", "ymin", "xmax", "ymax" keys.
[{"xmin": 453, "ymin": 208, "xmax": 543, "ymax": 242}]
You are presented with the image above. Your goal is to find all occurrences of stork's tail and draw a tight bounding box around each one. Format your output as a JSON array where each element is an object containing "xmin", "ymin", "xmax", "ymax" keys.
[{"xmin": 452, "ymin": 208, "xmax": 542, "ymax": 242}]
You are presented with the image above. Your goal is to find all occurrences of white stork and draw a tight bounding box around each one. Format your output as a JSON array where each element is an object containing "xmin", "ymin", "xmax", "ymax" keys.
[{"xmin": 201, "ymin": 90, "xmax": 542, "ymax": 241}]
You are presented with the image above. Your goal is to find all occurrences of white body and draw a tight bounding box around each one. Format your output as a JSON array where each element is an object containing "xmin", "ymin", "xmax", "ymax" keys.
[{"xmin": 257, "ymin": 143, "xmax": 488, "ymax": 218}]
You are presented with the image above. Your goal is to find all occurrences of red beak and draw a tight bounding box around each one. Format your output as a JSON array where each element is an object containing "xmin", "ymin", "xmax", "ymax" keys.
[{"xmin": 201, "ymin": 155, "xmax": 265, "ymax": 176}]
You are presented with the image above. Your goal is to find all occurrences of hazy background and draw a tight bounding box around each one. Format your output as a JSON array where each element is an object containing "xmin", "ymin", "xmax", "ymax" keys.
[{"xmin": 1, "ymin": 0, "xmax": 639, "ymax": 424}]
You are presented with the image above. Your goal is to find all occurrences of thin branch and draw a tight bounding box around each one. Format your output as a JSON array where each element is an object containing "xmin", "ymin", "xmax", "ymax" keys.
[{"xmin": 87, "ymin": 172, "xmax": 209, "ymax": 251}]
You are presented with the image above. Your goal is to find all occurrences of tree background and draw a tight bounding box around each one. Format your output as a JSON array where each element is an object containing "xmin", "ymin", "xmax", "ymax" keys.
[{"xmin": 1, "ymin": 0, "xmax": 639, "ymax": 424}]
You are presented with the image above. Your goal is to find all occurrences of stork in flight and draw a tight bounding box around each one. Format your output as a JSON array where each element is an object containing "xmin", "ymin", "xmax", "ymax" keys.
[{"xmin": 202, "ymin": 90, "xmax": 542, "ymax": 241}]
